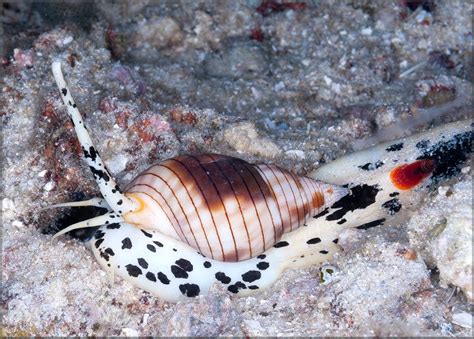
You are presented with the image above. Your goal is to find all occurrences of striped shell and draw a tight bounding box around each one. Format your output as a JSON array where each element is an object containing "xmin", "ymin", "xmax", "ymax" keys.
[{"xmin": 124, "ymin": 154, "xmax": 346, "ymax": 262}]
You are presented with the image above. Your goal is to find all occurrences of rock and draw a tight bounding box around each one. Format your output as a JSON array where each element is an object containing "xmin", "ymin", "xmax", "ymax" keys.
[
  {"xmin": 204, "ymin": 42, "xmax": 268, "ymax": 79},
  {"xmin": 220, "ymin": 121, "xmax": 282, "ymax": 159},
  {"xmin": 408, "ymin": 179, "xmax": 473, "ymax": 302},
  {"xmin": 134, "ymin": 17, "xmax": 183, "ymax": 49}
]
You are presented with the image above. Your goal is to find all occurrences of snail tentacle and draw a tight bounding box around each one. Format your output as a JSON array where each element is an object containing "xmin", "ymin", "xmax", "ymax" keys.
[
  {"xmin": 41, "ymin": 197, "xmax": 111, "ymax": 211},
  {"xmin": 51, "ymin": 60, "xmax": 136, "ymax": 215},
  {"xmin": 52, "ymin": 212, "xmax": 123, "ymax": 239}
]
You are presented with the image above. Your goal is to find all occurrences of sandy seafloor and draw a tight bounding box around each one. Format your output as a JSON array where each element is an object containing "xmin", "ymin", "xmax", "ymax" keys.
[{"xmin": 1, "ymin": 0, "xmax": 473, "ymax": 336}]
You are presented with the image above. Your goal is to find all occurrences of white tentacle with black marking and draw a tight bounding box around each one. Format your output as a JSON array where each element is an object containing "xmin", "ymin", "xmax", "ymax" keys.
[{"xmin": 51, "ymin": 61, "xmax": 136, "ymax": 215}]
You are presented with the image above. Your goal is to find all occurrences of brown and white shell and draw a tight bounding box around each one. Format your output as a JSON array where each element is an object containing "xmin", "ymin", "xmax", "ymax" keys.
[{"xmin": 123, "ymin": 154, "xmax": 347, "ymax": 262}]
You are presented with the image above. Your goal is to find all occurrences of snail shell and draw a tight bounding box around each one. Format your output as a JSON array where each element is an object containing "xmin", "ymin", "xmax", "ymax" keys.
[{"xmin": 123, "ymin": 154, "xmax": 347, "ymax": 262}]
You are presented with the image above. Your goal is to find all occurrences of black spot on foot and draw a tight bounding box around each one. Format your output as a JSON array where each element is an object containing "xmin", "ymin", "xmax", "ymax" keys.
[
  {"xmin": 138, "ymin": 258, "xmax": 148, "ymax": 269},
  {"xmin": 203, "ymin": 261, "xmax": 212, "ymax": 268},
  {"xmin": 386, "ymin": 142, "xmax": 404, "ymax": 152},
  {"xmin": 307, "ymin": 237, "xmax": 321, "ymax": 245},
  {"xmin": 157, "ymin": 272, "xmax": 170, "ymax": 284},
  {"xmin": 104, "ymin": 247, "xmax": 114, "ymax": 256},
  {"xmin": 146, "ymin": 272, "xmax": 156, "ymax": 282},
  {"xmin": 175, "ymin": 259, "xmax": 193, "ymax": 272},
  {"xmin": 171, "ymin": 265, "xmax": 188, "ymax": 279},
  {"xmin": 416, "ymin": 139, "xmax": 430, "ymax": 149},
  {"xmin": 257, "ymin": 254, "xmax": 266, "ymax": 259},
  {"xmin": 95, "ymin": 230, "xmax": 105, "ymax": 239},
  {"xmin": 153, "ymin": 240, "xmax": 164, "ymax": 247},
  {"xmin": 274, "ymin": 241, "xmax": 289, "ymax": 248},
  {"xmin": 356, "ymin": 218, "xmax": 386, "ymax": 230},
  {"xmin": 381, "ymin": 198, "xmax": 402, "ymax": 215},
  {"xmin": 242, "ymin": 270, "xmax": 261, "ymax": 283},
  {"xmin": 106, "ymin": 223, "xmax": 121, "ymax": 229},
  {"xmin": 141, "ymin": 230, "xmax": 153, "ymax": 238},
  {"xmin": 358, "ymin": 160, "xmax": 384, "ymax": 171},
  {"xmin": 147, "ymin": 244, "xmax": 156, "ymax": 252},
  {"xmin": 228, "ymin": 281, "xmax": 247, "ymax": 294},
  {"xmin": 326, "ymin": 184, "xmax": 380, "ymax": 221},
  {"xmin": 121, "ymin": 237, "xmax": 132, "ymax": 249},
  {"xmin": 319, "ymin": 250, "xmax": 329, "ymax": 254},
  {"xmin": 417, "ymin": 130, "xmax": 473, "ymax": 186},
  {"xmin": 125, "ymin": 264, "xmax": 142, "ymax": 277},
  {"xmin": 313, "ymin": 208, "xmax": 329, "ymax": 219},
  {"xmin": 95, "ymin": 238, "xmax": 104, "ymax": 248},
  {"xmin": 179, "ymin": 283, "xmax": 200, "ymax": 297},
  {"xmin": 215, "ymin": 272, "xmax": 231, "ymax": 284},
  {"xmin": 257, "ymin": 262, "xmax": 269, "ymax": 270}
]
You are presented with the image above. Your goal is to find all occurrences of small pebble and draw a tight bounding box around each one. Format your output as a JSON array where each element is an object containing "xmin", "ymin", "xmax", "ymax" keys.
[
  {"xmin": 44, "ymin": 181, "xmax": 55, "ymax": 192},
  {"xmin": 120, "ymin": 328, "xmax": 140, "ymax": 337},
  {"xmin": 62, "ymin": 36, "xmax": 73, "ymax": 45},
  {"xmin": 38, "ymin": 170, "xmax": 48, "ymax": 177},
  {"xmin": 361, "ymin": 27, "xmax": 372, "ymax": 36},
  {"xmin": 452, "ymin": 312, "xmax": 472, "ymax": 329},
  {"xmin": 2, "ymin": 198, "xmax": 15, "ymax": 211},
  {"xmin": 12, "ymin": 220, "xmax": 24, "ymax": 228},
  {"xmin": 438, "ymin": 186, "xmax": 451, "ymax": 196},
  {"xmin": 403, "ymin": 249, "xmax": 417, "ymax": 261}
]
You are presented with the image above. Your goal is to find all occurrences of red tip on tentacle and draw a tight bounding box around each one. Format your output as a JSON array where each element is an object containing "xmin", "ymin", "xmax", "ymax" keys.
[{"xmin": 390, "ymin": 159, "xmax": 436, "ymax": 190}]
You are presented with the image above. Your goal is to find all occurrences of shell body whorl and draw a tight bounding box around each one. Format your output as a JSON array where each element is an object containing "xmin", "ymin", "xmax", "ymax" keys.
[{"xmin": 124, "ymin": 154, "xmax": 346, "ymax": 262}]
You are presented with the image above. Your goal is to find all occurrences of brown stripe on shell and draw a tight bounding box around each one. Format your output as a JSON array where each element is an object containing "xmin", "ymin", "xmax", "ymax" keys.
[
  {"xmin": 178, "ymin": 155, "xmax": 240, "ymax": 261},
  {"xmin": 167, "ymin": 156, "xmax": 227, "ymax": 260},
  {"xmin": 127, "ymin": 171, "xmax": 204, "ymax": 254},
  {"xmin": 204, "ymin": 154, "xmax": 253, "ymax": 259},
  {"xmin": 278, "ymin": 167, "xmax": 304, "ymax": 231},
  {"xmin": 257, "ymin": 164, "xmax": 293, "ymax": 231},
  {"xmin": 127, "ymin": 184, "xmax": 188, "ymax": 242}
]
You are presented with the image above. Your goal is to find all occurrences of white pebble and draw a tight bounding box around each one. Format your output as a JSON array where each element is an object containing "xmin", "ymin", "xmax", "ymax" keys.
[
  {"xmin": 274, "ymin": 81, "xmax": 285, "ymax": 91},
  {"xmin": 399, "ymin": 60, "xmax": 408, "ymax": 69},
  {"xmin": 361, "ymin": 27, "xmax": 372, "ymax": 36},
  {"xmin": 244, "ymin": 319, "xmax": 263, "ymax": 331},
  {"xmin": 12, "ymin": 220, "xmax": 24, "ymax": 228},
  {"xmin": 438, "ymin": 186, "xmax": 451, "ymax": 196},
  {"xmin": 418, "ymin": 39, "xmax": 428, "ymax": 49},
  {"xmin": 38, "ymin": 169, "xmax": 48, "ymax": 177},
  {"xmin": 44, "ymin": 181, "xmax": 55, "ymax": 192},
  {"xmin": 285, "ymin": 150, "xmax": 305, "ymax": 160},
  {"xmin": 452, "ymin": 312, "xmax": 472, "ymax": 328},
  {"xmin": 141, "ymin": 313, "xmax": 150, "ymax": 327},
  {"xmin": 323, "ymin": 75, "xmax": 332, "ymax": 86},
  {"xmin": 2, "ymin": 198, "xmax": 15, "ymax": 211},
  {"xmin": 62, "ymin": 36, "xmax": 73, "ymax": 45},
  {"xmin": 461, "ymin": 166, "xmax": 470, "ymax": 174},
  {"xmin": 120, "ymin": 328, "xmax": 139, "ymax": 337},
  {"xmin": 107, "ymin": 154, "xmax": 129, "ymax": 174}
]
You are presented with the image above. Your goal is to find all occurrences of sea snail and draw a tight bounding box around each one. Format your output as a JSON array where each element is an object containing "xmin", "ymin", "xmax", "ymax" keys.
[
  {"xmin": 49, "ymin": 60, "xmax": 473, "ymax": 302},
  {"xmin": 50, "ymin": 59, "xmax": 347, "ymax": 262}
]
